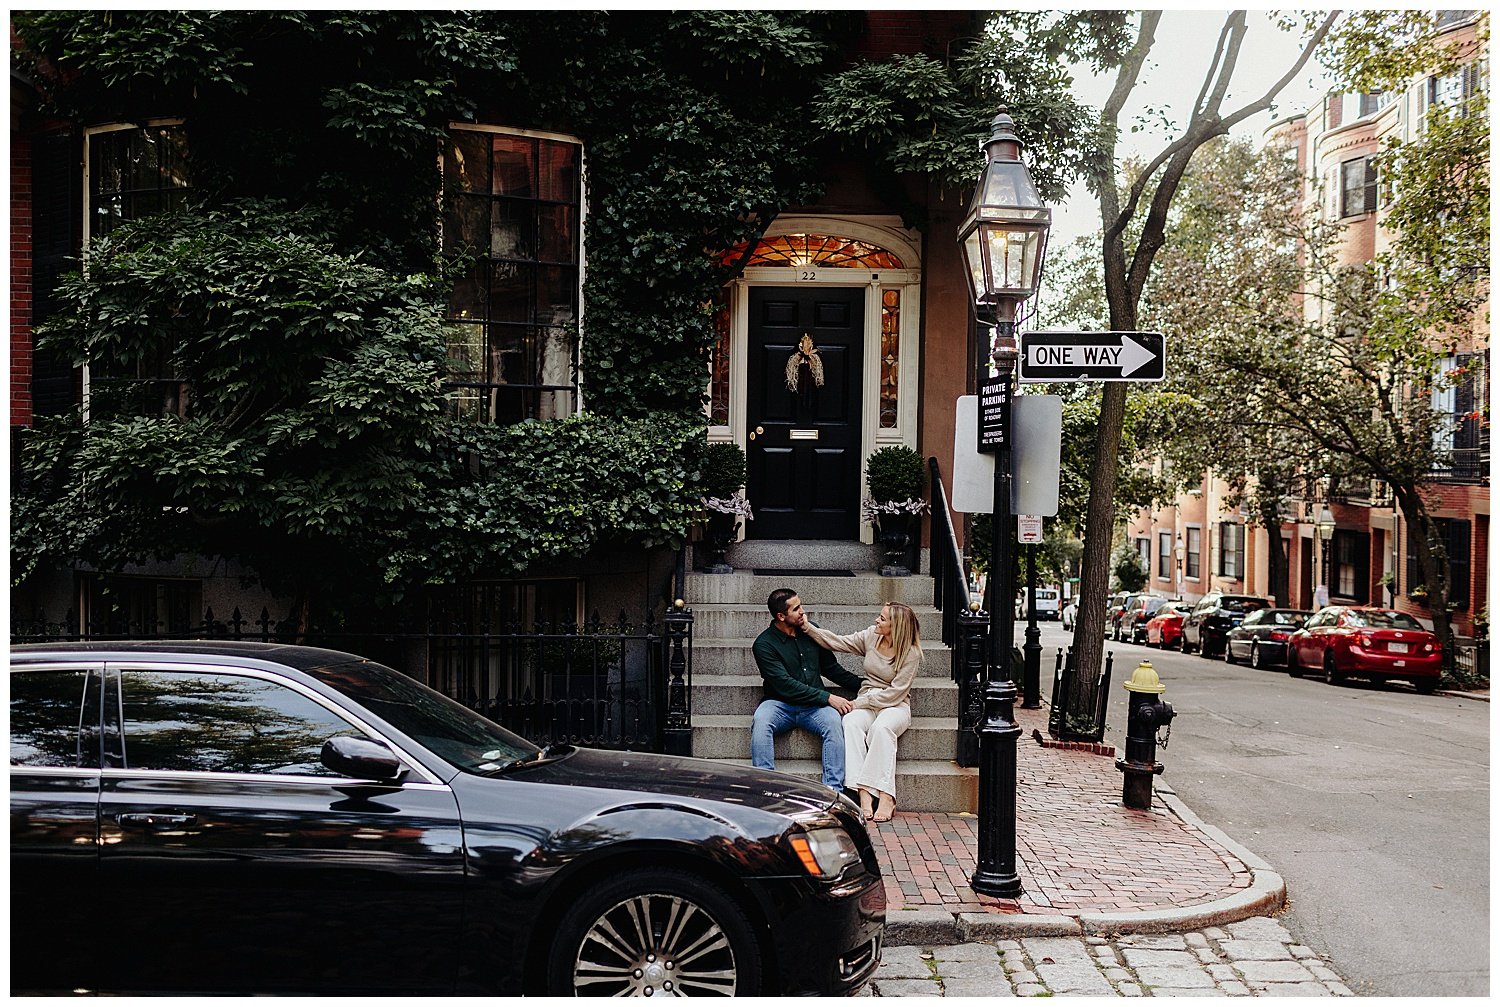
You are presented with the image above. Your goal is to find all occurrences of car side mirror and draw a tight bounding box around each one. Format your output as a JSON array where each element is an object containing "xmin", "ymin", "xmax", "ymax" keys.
[{"xmin": 322, "ymin": 735, "xmax": 408, "ymax": 783}]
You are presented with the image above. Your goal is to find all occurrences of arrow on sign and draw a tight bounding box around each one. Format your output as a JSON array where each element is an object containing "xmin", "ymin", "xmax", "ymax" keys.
[{"xmin": 1018, "ymin": 331, "xmax": 1166, "ymax": 383}]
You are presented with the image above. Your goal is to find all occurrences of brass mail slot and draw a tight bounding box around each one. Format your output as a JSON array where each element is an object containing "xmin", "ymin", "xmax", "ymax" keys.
[{"xmin": 789, "ymin": 429, "xmax": 820, "ymax": 441}]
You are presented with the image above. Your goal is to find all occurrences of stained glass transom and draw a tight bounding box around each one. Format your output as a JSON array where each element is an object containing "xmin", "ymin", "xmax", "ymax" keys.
[
  {"xmin": 880, "ymin": 289, "xmax": 901, "ymax": 429},
  {"xmin": 710, "ymin": 294, "xmax": 731, "ymax": 426},
  {"xmin": 719, "ymin": 234, "xmax": 904, "ymax": 269}
]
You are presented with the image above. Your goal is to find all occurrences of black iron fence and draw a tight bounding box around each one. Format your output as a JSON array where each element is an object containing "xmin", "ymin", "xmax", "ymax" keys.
[
  {"xmin": 1048, "ymin": 647, "xmax": 1115, "ymax": 743},
  {"xmin": 11, "ymin": 603, "xmax": 694, "ymax": 754}
]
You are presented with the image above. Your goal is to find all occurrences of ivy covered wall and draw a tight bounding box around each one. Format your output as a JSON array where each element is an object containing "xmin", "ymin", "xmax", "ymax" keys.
[{"xmin": 11, "ymin": 11, "xmax": 1122, "ymax": 620}]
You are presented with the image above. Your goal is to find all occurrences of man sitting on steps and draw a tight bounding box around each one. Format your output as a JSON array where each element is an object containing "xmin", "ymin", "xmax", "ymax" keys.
[{"xmin": 750, "ymin": 587, "xmax": 864, "ymax": 790}]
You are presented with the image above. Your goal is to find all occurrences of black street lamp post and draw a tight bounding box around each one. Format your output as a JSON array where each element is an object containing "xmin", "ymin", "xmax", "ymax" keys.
[
  {"xmin": 957, "ymin": 110, "xmax": 1050, "ymax": 899},
  {"xmin": 1316, "ymin": 506, "xmax": 1335, "ymax": 604},
  {"xmin": 1175, "ymin": 534, "xmax": 1185, "ymax": 597}
]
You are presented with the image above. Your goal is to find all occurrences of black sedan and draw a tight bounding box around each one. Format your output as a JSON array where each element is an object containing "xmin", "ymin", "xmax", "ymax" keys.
[
  {"xmin": 1224, "ymin": 608, "xmax": 1312, "ymax": 669},
  {"xmin": 11, "ymin": 642, "xmax": 884, "ymax": 996},
  {"xmin": 1181, "ymin": 592, "xmax": 1271, "ymax": 658}
]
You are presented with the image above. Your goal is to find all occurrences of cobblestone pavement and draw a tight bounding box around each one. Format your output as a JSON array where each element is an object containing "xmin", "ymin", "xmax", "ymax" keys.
[{"xmin": 860, "ymin": 917, "xmax": 1353, "ymax": 997}]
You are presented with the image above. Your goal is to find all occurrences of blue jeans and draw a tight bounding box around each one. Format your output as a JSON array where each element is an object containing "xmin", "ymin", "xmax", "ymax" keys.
[{"xmin": 751, "ymin": 699, "xmax": 845, "ymax": 790}]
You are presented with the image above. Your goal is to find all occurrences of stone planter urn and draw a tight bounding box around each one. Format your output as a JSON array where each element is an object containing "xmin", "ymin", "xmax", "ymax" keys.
[
  {"xmin": 876, "ymin": 512, "xmax": 916, "ymax": 577},
  {"xmin": 700, "ymin": 510, "xmax": 739, "ymax": 574}
]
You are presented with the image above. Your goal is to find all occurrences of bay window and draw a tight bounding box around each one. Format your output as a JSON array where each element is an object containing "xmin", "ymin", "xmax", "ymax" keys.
[{"xmin": 443, "ymin": 127, "xmax": 583, "ymax": 423}]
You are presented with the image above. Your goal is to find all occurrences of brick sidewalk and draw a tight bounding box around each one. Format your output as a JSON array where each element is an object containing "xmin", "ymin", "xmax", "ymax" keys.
[{"xmin": 869, "ymin": 706, "xmax": 1254, "ymax": 916}]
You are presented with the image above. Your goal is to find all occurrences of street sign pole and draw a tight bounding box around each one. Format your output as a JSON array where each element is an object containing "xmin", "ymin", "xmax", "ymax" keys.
[{"xmin": 1022, "ymin": 540, "xmax": 1041, "ymax": 709}]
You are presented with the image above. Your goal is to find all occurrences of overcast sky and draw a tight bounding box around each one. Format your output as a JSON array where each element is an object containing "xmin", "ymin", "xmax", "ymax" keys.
[{"xmin": 1048, "ymin": 9, "xmax": 1335, "ymax": 248}]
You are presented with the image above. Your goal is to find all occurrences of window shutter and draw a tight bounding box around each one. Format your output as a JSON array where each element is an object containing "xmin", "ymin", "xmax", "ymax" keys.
[
  {"xmin": 30, "ymin": 130, "xmax": 83, "ymax": 417},
  {"xmin": 1236, "ymin": 526, "xmax": 1246, "ymax": 581},
  {"xmin": 1407, "ymin": 536, "xmax": 1424, "ymax": 604},
  {"xmin": 1352, "ymin": 531, "xmax": 1370, "ymax": 604},
  {"xmin": 1454, "ymin": 353, "xmax": 1477, "ymax": 450},
  {"xmin": 1447, "ymin": 520, "xmax": 1471, "ymax": 607},
  {"xmin": 1363, "ymin": 157, "xmax": 1378, "ymax": 215}
]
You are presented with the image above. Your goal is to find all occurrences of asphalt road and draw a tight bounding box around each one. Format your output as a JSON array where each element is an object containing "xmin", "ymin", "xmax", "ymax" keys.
[{"xmin": 1027, "ymin": 619, "xmax": 1490, "ymax": 997}]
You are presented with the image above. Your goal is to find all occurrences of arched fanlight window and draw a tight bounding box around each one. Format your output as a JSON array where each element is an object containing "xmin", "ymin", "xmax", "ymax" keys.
[{"xmin": 718, "ymin": 233, "xmax": 904, "ymax": 269}]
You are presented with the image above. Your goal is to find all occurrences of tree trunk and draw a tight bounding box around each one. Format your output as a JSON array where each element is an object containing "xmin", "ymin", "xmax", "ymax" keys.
[
  {"xmin": 1395, "ymin": 485, "xmax": 1453, "ymax": 661},
  {"xmin": 1071, "ymin": 382, "xmax": 1129, "ymax": 709}
]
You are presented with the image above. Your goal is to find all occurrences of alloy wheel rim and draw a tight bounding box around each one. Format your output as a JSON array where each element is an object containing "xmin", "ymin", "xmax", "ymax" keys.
[{"xmin": 574, "ymin": 892, "xmax": 737, "ymax": 996}]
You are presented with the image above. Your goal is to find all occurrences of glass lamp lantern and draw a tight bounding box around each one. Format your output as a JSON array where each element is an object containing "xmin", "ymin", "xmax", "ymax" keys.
[
  {"xmin": 1316, "ymin": 506, "xmax": 1336, "ymax": 545},
  {"xmin": 957, "ymin": 111, "xmax": 1051, "ymax": 315}
]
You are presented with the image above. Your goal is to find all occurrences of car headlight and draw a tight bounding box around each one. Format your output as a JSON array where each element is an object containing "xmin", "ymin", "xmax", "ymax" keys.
[{"xmin": 788, "ymin": 826, "xmax": 862, "ymax": 879}]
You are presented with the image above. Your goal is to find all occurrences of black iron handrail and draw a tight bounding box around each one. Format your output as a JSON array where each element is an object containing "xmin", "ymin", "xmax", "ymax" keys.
[{"xmin": 927, "ymin": 456, "xmax": 974, "ymax": 647}]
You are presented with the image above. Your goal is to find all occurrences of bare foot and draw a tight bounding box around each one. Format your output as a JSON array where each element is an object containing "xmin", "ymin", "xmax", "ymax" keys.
[
  {"xmin": 871, "ymin": 792, "xmax": 896, "ymax": 822},
  {"xmin": 859, "ymin": 790, "xmax": 876, "ymax": 819}
]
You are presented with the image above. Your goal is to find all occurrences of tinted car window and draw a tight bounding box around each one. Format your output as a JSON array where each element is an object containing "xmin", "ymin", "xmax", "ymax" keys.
[
  {"xmin": 1345, "ymin": 610, "xmax": 1425, "ymax": 631},
  {"xmin": 310, "ymin": 660, "xmax": 537, "ymax": 773},
  {"xmin": 1240, "ymin": 610, "xmax": 1266, "ymax": 627},
  {"xmin": 11, "ymin": 670, "xmax": 98, "ymax": 768},
  {"xmin": 119, "ymin": 670, "xmax": 367, "ymax": 776},
  {"xmin": 1219, "ymin": 596, "xmax": 1268, "ymax": 613},
  {"xmin": 1269, "ymin": 611, "xmax": 1308, "ymax": 627}
]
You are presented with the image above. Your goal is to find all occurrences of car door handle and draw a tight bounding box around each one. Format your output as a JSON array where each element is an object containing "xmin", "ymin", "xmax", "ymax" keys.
[{"xmin": 116, "ymin": 812, "xmax": 197, "ymax": 829}]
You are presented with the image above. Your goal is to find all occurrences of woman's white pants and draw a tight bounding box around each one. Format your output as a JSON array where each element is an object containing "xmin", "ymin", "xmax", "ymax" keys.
[{"xmin": 843, "ymin": 704, "xmax": 911, "ymax": 799}]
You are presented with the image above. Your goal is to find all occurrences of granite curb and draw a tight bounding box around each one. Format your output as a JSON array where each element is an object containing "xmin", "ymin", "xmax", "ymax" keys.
[
  {"xmin": 1436, "ymin": 687, "xmax": 1489, "ymax": 701},
  {"xmin": 884, "ymin": 782, "xmax": 1286, "ymax": 947}
]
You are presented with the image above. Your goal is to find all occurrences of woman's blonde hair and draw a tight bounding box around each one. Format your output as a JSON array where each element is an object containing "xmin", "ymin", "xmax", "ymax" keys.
[{"xmin": 884, "ymin": 602, "xmax": 922, "ymax": 671}]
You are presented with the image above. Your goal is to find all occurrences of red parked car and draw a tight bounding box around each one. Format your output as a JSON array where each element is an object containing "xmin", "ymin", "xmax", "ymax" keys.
[
  {"xmin": 1287, "ymin": 606, "xmax": 1443, "ymax": 692},
  {"xmin": 1144, "ymin": 602, "xmax": 1191, "ymax": 649}
]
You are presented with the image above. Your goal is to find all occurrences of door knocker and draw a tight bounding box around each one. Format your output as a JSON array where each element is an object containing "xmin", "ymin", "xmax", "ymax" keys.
[{"xmin": 784, "ymin": 333, "xmax": 825, "ymax": 394}]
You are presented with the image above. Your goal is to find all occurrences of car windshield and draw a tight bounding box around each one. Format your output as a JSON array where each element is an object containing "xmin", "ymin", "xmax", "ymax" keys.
[
  {"xmin": 1221, "ymin": 597, "xmax": 1269, "ymax": 613},
  {"xmin": 1144, "ymin": 598, "xmax": 1166, "ymax": 613},
  {"xmin": 1345, "ymin": 610, "xmax": 1425, "ymax": 631},
  {"xmin": 310, "ymin": 660, "xmax": 539, "ymax": 773}
]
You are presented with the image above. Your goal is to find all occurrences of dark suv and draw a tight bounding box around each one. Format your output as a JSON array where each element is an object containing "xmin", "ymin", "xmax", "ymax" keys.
[
  {"xmin": 1182, "ymin": 593, "xmax": 1270, "ymax": 658},
  {"xmin": 1106, "ymin": 592, "xmax": 1140, "ymax": 641},
  {"xmin": 1121, "ymin": 595, "xmax": 1170, "ymax": 644}
]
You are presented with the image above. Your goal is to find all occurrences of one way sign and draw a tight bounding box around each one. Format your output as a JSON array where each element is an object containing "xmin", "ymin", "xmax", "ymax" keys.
[{"xmin": 1019, "ymin": 331, "xmax": 1166, "ymax": 383}]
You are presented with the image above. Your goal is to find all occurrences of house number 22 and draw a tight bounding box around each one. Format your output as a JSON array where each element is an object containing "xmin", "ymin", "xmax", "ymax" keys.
[{"xmin": 795, "ymin": 269, "xmax": 818, "ymax": 281}]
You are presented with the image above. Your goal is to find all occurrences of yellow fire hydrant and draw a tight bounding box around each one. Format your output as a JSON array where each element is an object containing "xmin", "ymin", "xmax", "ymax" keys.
[{"xmin": 1114, "ymin": 661, "xmax": 1175, "ymax": 810}]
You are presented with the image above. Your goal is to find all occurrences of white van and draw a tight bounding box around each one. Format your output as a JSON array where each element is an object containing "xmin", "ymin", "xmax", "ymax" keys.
[{"xmin": 1015, "ymin": 588, "xmax": 1061, "ymax": 620}]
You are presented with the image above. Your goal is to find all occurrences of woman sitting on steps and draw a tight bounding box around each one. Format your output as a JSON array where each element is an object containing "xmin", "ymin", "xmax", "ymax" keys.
[{"xmin": 802, "ymin": 602, "xmax": 922, "ymax": 823}]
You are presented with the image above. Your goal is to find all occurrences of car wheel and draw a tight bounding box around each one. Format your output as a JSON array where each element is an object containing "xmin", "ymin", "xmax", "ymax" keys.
[
  {"xmin": 1249, "ymin": 642, "xmax": 1265, "ymax": 670},
  {"xmin": 549, "ymin": 868, "xmax": 762, "ymax": 996},
  {"xmin": 1414, "ymin": 677, "xmax": 1439, "ymax": 695},
  {"xmin": 1179, "ymin": 631, "xmax": 1191, "ymax": 654},
  {"xmin": 1287, "ymin": 646, "xmax": 1304, "ymax": 678},
  {"xmin": 1324, "ymin": 652, "xmax": 1347, "ymax": 686},
  {"xmin": 1224, "ymin": 641, "xmax": 1238, "ymax": 665}
]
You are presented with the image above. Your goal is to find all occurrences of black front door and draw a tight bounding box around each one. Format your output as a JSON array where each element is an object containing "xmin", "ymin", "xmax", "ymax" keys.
[{"xmin": 746, "ymin": 287, "xmax": 864, "ymax": 540}]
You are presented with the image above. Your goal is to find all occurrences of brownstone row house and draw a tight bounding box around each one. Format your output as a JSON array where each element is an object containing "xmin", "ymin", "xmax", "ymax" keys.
[
  {"xmin": 10, "ymin": 12, "xmax": 1025, "ymax": 794},
  {"xmin": 10, "ymin": 12, "xmax": 997, "ymax": 620},
  {"xmin": 1126, "ymin": 11, "xmax": 1489, "ymax": 651}
]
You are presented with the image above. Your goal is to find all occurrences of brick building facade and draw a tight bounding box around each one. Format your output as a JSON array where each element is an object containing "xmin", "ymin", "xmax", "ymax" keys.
[{"xmin": 1126, "ymin": 12, "xmax": 1489, "ymax": 641}]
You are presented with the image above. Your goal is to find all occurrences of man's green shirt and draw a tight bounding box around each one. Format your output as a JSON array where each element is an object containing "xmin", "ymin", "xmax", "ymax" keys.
[{"xmin": 751, "ymin": 623, "xmax": 863, "ymax": 707}]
